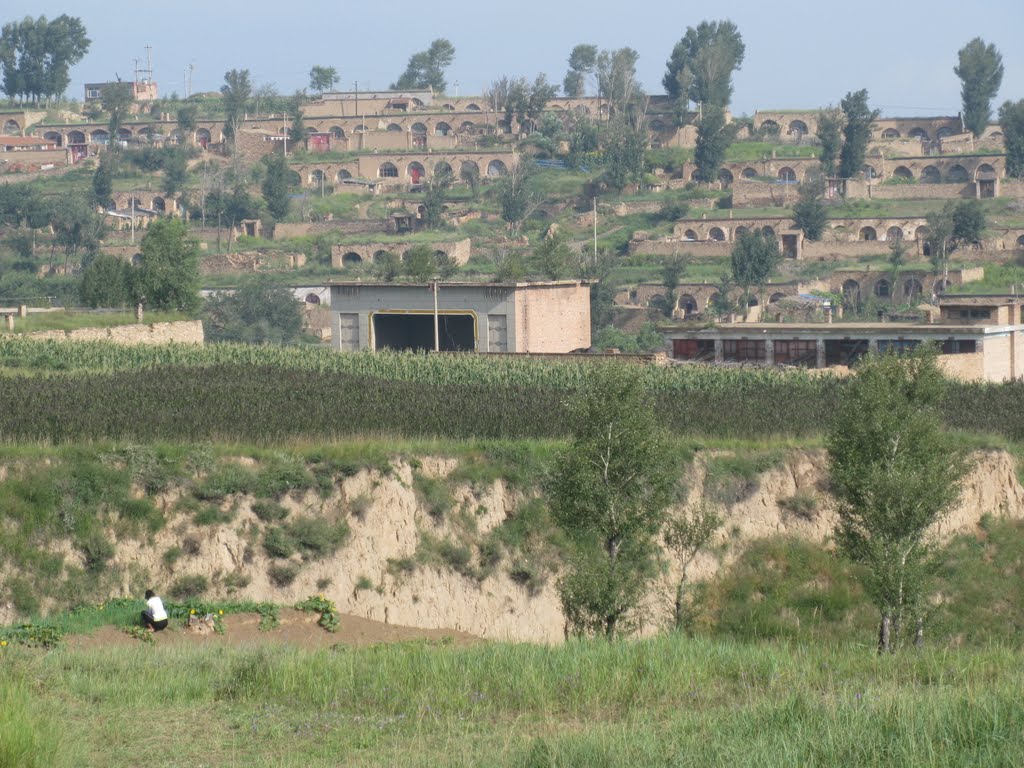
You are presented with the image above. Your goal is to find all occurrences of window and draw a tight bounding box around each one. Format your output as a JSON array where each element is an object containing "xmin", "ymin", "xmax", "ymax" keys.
[
  {"xmin": 722, "ymin": 339, "xmax": 766, "ymax": 362},
  {"xmin": 672, "ymin": 339, "xmax": 715, "ymax": 360},
  {"xmin": 877, "ymin": 339, "xmax": 920, "ymax": 355},
  {"xmin": 958, "ymin": 309, "xmax": 991, "ymax": 320},
  {"xmin": 940, "ymin": 339, "xmax": 977, "ymax": 354},
  {"xmin": 773, "ymin": 340, "xmax": 817, "ymax": 366}
]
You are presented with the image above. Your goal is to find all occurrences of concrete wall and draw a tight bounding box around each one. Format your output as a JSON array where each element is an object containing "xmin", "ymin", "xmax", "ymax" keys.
[
  {"xmin": 24, "ymin": 320, "xmax": 204, "ymax": 345},
  {"xmin": 0, "ymin": 148, "xmax": 69, "ymax": 173},
  {"xmin": 937, "ymin": 352, "xmax": 985, "ymax": 382},
  {"xmin": 272, "ymin": 220, "xmax": 392, "ymax": 239},
  {"xmin": 514, "ymin": 283, "xmax": 591, "ymax": 352}
]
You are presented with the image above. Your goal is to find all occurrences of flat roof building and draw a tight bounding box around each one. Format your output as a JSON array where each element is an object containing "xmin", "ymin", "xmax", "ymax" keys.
[
  {"xmin": 328, "ymin": 281, "xmax": 591, "ymax": 354},
  {"xmin": 662, "ymin": 295, "xmax": 1024, "ymax": 382}
]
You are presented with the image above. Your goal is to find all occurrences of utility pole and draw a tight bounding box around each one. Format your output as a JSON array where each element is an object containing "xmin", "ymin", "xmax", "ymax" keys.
[
  {"xmin": 433, "ymin": 279, "xmax": 440, "ymax": 352},
  {"xmin": 592, "ymin": 196, "xmax": 597, "ymax": 260},
  {"xmin": 130, "ymin": 196, "xmax": 136, "ymax": 245}
]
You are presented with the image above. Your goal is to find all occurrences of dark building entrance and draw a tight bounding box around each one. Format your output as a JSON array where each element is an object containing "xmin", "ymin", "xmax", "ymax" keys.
[{"xmin": 372, "ymin": 313, "xmax": 475, "ymax": 352}]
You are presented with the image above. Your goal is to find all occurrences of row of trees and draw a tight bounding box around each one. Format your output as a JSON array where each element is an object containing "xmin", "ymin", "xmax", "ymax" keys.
[
  {"xmin": 554, "ymin": 349, "xmax": 966, "ymax": 653},
  {"xmin": 0, "ymin": 15, "xmax": 89, "ymax": 105}
]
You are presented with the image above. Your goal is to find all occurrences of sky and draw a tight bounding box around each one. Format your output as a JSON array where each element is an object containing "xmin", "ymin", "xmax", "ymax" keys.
[{"xmin": 4, "ymin": 0, "xmax": 1023, "ymax": 118}]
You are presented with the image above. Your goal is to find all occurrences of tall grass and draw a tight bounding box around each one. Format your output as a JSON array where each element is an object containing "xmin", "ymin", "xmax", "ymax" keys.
[{"xmin": 4, "ymin": 638, "xmax": 1023, "ymax": 766}]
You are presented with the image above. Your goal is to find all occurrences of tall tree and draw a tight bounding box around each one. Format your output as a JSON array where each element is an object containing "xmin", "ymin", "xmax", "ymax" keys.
[
  {"xmin": 954, "ymin": 38, "xmax": 1004, "ymax": 138},
  {"xmin": 549, "ymin": 364, "xmax": 676, "ymax": 640},
  {"xmin": 662, "ymin": 20, "xmax": 745, "ymax": 111},
  {"xmin": 816, "ymin": 108, "xmax": 843, "ymax": 177},
  {"xmin": 176, "ymin": 104, "xmax": 198, "ymax": 146},
  {"xmin": 161, "ymin": 148, "xmax": 188, "ymax": 201},
  {"xmin": 999, "ymin": 99, "xmax": 1024, "ymax": 179},
  {"xmin": 499, "ymin": 160, "xmax": 540, "ymax": 237},
  {"xmin": 0, "ymin": 16, "xmax": 89, "ymax": 104},
  {"xmin": 925, "ymin": 199, "xmax": 986, "ymax": 280},
  {"xmin": 421, "ymin": 170, "xmax": 451, "ymax": 230},
  {"xmin": 791, "ymin": 173, "xmax": 828, "ymax": 241},
  {"xmin": 80, "ymin": 253, "xmax": 132, "ymax": 308},
  {"xmin": 563, "ymin": 44, "xmax": 598, "ymax": 98},
  {"xmin": 838, "ymin": 89, "xmax": 878, "ymax": 180},
  {"xmin": 828, "ymin": 348, "xmax": 967, "ymax": 653},
  {"xmin": 693, "ymin": 106, "xmax": 737, "ymax": 183},
  {"xmin": 133, "ymin": 218, "xmax": 200, "ymax": 312},
  {"xmin": 91, "ymin": 152, "xmax": 114, "ymax": 207},
  {"xmin": 101, "ymin": 83, "xmax": 133, "ymax": 146},
  {"xmin": 730, "ymin": 230, "xmax": 781, "ymax": 305},
  {"xmin": 391, "ymin": 39, "xmax": 455, "ymax": 92},
  {"xmin": 221, "ymin": 68, "xmax": 252, "ymax": 142},
  {"xmin": 602, "ymin": 116, "xmax": 647, "ymax": 192},
  {"xmin": 261, "ymin": 153, "xmax": 291, "ymax": 221},
  {"xmin": 663, "ymin": 503, "xmax": 721, "ymax": 632},
  {"xmin": 595, "ymin": 47, "xmax": 642, "ymax": 115},
  {"xmin": 308, "ymin": 65, "xmax": 339, "ymax": 96}
]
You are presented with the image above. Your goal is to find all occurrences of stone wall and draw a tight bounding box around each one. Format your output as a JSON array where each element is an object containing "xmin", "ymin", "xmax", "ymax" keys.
[
  {"xmin": 272, "ymin": 220, "xmax": 392, "ymax": 239},
  {"xmin": 331, "ymin": 238, "xmax": 472, "ymax": 268},
  {"xmin": 25, "ymin": 320, "xmax": 204, "ymax": 345}
]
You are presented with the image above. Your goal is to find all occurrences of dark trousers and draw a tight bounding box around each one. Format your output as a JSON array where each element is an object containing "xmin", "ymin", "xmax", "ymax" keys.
[{"xmin": 141, "ymin": 611, "xmax": 169, "ymax": 631}]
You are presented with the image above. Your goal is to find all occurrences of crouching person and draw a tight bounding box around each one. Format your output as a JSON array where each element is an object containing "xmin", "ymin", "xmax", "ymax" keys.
[{"xmin": 141, "ymin": 589, "xmax": 169, "ymax": 632}]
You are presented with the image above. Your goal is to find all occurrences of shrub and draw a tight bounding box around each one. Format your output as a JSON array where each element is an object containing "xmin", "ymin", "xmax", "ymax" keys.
[
  {"xmin": 349, "ymin": 493, "xmax": 372, "ymax": 520},
  {"xmin": 7, "ymin": 577, "xmax": 40, "ymax": 617},
  {"xmin": 193, "ymin": 464, "xmax": 257, "ymax": 501},
  {"xmin": 413, "ymin": 474, "xmax": 455, "ymax": 521},
  {"xmin": 779, "ymin": 491, "xmax": 818, "ymax": 519},
  {"xmin": 256, "ymin": 459, "xmax": 313, "ymax": 499},
  {"xmin": 704, "ymin": 453, "xmax": 782, "ymax": 505},
  {"xmin": 193, "ymin": 505, "xmax": 235, "ymax": 526},
  {"xmin": 263, "ymin": 526, "xmax": 297, "ymax": 559},
  {"xmin": 355, "ymin": 576, "xmax": 374, "ymax": 591},
  {"xmin": 269, "ymin": 562, "xmax": 301, "ymax": 587},
  {"xmin": 288, "ymin": 516, "xmax": 349, "ymax": 559},
  {"xmin": 162, "ymin": 545, "xmax": 183, "ymax": 567},
  {"xmin": 437, "ymin": 540, "xmax": 474, "ymax": 577},
  {"xmin": 251, "ymin": 499, "xmax": 288, "ymax": 522},
  {"xmin": 119, "ymin": 497, "xmax": 164, "ymax": 533},
  {"xmin": 77, "ymin": 531, "xmax": 115, "ymax": 574},
  {"xmin": 169, "ymin": 574, "xmax": 208, "ymax": 600}
]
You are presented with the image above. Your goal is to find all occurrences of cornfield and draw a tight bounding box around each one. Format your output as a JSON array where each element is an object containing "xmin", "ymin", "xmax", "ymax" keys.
[{"xmin": 0, "ymin": 337, "xmax": 1021, "ymax": 443}]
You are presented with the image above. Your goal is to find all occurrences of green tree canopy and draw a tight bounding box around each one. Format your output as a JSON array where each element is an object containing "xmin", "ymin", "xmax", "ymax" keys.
[
  {"xmin": 816, "ymin": 108, "xmax": 843, "ymax": 177},
  {"xmin": 133, "ymin": 218, "xmax": 200, "ymax": 312},
  {"xmin": 261, "ymin": 154, "xmax": 292, "ymax": 221},
  {"xmin": 595, "ymin": 47, "xmax": 642, "ymax": 115},
  {"xmin": 602, "ymin": 117, "xmax": 647, "ymax": 191},
  {"xmin": 838, "ymin": 89, "xmax": 878, "ymax": 180},
  {"xmin": 662, "ymin": 20, "xmax": 745, "ymax": 110},
  {"xmin": 548, "ymin": 364, "xmax": 677, "ymax": 639},
  {"xmin": 79, "ymin": 253, "xmax": 132, "ymax": 308},
  {"xmin": 693, "ymin": 105, "xmax": 737, "ymax": 183},
  {"xmin": 391, "ymin": 39, "xmax": 455, "ymax": 92},
  {"xmin": 563, "ymin": 44, "xmax": 597, "ymax": 98},
  {"xmin": 203, "ymin": 275, "xmax": 303, "ymax": 344},
  {"xmin": 954, "ymin": 38, "xmax": 1004, "ymax": 138},
  {"xmin": 828, "ymin": 348, "xmax": 967, "ymax": 652},
  {"xmin": 221, "ymin": 68, "xmax": 252, "ymax": 141},
  {"xmin": 0, "ymin": 15, "xmax": 89, "ymax": 104},
  {"xmin": 999, "ymin": 99, "xmax": 1024, "ymax": 179},
  {"xmin": 308, "ymin": 65, "xmax": 338, "ymax": 95},
  {"xmin": 730, "ymin": 230, "xmax": 781, "ymax": 301},
  {"xmin": 791, "ymin": 174, "xmax": 828, "ymax": 241}
]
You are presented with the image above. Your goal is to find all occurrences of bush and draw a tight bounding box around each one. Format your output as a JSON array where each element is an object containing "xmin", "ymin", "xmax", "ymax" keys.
[
  {"xmin": 269, "ymin": 562, "xmax": 301, "ymax": 587},
  {"xmin": 119, "ymin": 497, "xmax": 164, "ymax": 533},
  {"xmin": 779, "ymin": 491, "xmax": 818, "ymax": 519},
  {"xmin": 289, "ymin": 516, "xmax": 349, "ymax": 559},
  {"xmin": 77, "ymin": 530, "xmax": 115, "ymax": 574},
  {"xmin": 263, "ymin": 526, "xmax": 297, "ymax": 559},
  {"xmin": 256, "ymin": 459, "xmax": 313, "ymax": 499},
  {"xmin": 194, "ymin": 464, "xmax": 256, "ymax": 501},
  {"xmin": 168, "ymin": 574, "xmax": 208, "ymax": 600},
  {"xmin": 349, "ymin": 493, "xmax": 372, "ymax": 520},
  {"xmin": 414, "ymin": 474, "xmax": 455, "ymax": 521},
  {"xmin": 251, "ymin": 499, "xmax": 288, "ymax": 522},
  {"xmin": 162, "ymin": 545, "xmax": 183, "ymax": 567}
]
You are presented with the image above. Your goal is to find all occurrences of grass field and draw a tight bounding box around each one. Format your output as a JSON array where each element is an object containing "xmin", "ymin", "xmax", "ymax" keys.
[{"xmin": 2, "ymin": 636, "xmax": 1022, "ymax": 767}]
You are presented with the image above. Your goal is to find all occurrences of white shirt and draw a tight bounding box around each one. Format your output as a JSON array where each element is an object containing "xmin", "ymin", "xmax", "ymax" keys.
[{"xmin": 147, "ymin": 596, "xmax": 167, "ymax": 622}]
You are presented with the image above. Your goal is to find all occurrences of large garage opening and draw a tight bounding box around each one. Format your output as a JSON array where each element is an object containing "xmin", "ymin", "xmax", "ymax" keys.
[{"xmin": 373, "ymin": 313, "xmax": 475, "ymax": 352}]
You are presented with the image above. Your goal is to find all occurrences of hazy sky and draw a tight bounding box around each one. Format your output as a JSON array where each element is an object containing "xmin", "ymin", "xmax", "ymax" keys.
[{"xmin": 4, "ymin": 0, "xmax": 1023, "ymax": 117}]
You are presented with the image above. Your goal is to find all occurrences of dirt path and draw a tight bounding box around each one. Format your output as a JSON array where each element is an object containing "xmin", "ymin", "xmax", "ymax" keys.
[{"xmin": 66, "ymin": 608, "xmax": 478, "ymax": 651}]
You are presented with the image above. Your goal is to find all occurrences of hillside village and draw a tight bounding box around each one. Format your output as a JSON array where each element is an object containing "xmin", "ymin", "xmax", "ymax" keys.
[
  {"xmin": 5, "ymin": 15, "xmax": 1024, "ymax": 766},
  {"xmin": 1, "ymin": 26, "xmax": 1023, "ymax": 380}
]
